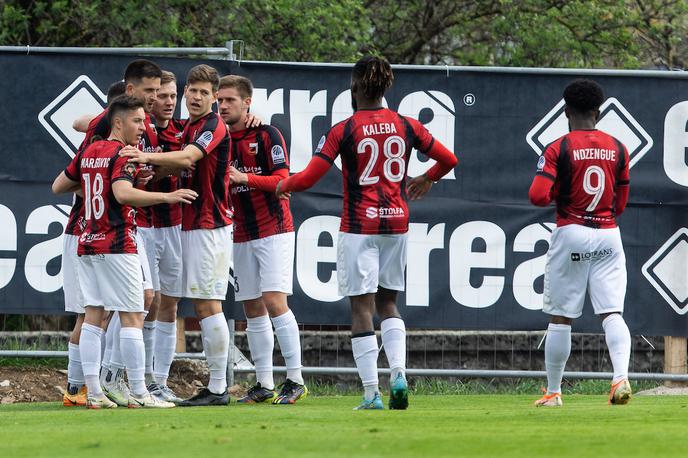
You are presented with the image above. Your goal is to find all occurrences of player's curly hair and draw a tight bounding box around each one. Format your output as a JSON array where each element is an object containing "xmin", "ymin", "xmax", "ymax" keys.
[
  {"xmin": 563, "ymin": 79, "xmax": 604, "ymax": 114},
  {"xmin": 352, "ymin": 55, "xmax": 394, "ymax": 101}
]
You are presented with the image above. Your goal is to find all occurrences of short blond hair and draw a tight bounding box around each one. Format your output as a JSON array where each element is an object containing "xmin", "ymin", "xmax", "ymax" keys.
[{"xmin": 160, "ymin": 70, "xmax": 177, "ymax": 86}]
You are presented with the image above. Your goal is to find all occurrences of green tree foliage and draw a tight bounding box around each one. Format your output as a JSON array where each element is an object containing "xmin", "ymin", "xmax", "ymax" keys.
[{"xmin": 0, "ymin": 0, "xmax": 686, "ymax": 69}]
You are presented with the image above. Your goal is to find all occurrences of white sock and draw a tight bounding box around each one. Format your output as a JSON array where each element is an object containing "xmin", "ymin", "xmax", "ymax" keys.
[
  {"xmin": 153, "ymin": 320, "xmax": 176, "ymax": 386},
  {"xmin": 120, "ymin": 327, "xmax": 147, "ymax": 397},
  {"xmin": 101, "ymin": 314, "xmax": 117, "ymax": 376},
  {"xmin": 603, "ymin": 314, "xmax": 631, "ymax": 384},
  {"xmin": 200, "ymin": 313, "xmax": 229, "ymax": 394},
  {"xmin": 246, "ymin": 314, "xmax": 275, "ymax": 389},
  {"xmin": 271, "ymin": 310, "xmax": 303, "ymax": 385},
  {"xmin": 67, "ymin": 342, "xmax": 84, "ymax": 386},
  {"xmin": 109, "ymin": 313, "xmax": 125, "ymax": 370},
  {"xmin": 99, "ymin": 330, "xmax": 106, "ymax": 362},
  {"xmin": 79, "ymin": 323, "xmax": 103, "ymax": 396},
  {"xmin": 352, "ymin": 333, "xmax": 379, "ymax": 400},
  {"xmin": 545, "ymin": 323, "xmax": 571, "ymax": 394},
  {"xmin": 143, "ymin": 320, "xmax": 156, "ymax": 383},
  {"xmin": 381, "ymin": 317, "xmax": 406, "ymax": 381}
]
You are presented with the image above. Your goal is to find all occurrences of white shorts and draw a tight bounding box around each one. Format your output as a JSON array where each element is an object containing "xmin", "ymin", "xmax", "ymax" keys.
[
  {"xmin": 543, "ymin": 225, "xmax": 627, "ymax": 319},
  {"xmin": 136, "ymin": 230, "xmax": 153, "ymax": 291},
  {"xmin": 138, "ymin": 225, "xmax": 183, "ymax": 296},
  {"xmin": 61, "ymin": 234, "xmax": 85, "ymax": 314},
  {"xmin": 233, "ymin": 232, "xmax": 295, "ymax": 301},
  {"xmin": 337, "ymin": 232, "xmax": 407, "ymax": 297},
  {"xmin": 77, "ymin": 253, "xmax": 144, "ymax": 312},
  {"xmin": 181, "ymin": 225, "xmax": 233, "ymax": 300}
]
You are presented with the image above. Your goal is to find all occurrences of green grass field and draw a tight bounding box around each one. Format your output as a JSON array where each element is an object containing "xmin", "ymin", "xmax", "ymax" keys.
[{"xmin": 2, "ymin": 395, "xmax": 688, "ymax": 457}]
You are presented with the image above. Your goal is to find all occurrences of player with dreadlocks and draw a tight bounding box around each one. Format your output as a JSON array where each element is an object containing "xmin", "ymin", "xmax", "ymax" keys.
[{"xmin": 277, "ymin": 55, "xmax": 458, "ymax": 410}]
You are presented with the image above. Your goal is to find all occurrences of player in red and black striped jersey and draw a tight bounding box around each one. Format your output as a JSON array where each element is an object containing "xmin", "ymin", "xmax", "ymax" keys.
[
  {"xmin": 529, "ymin": 80, "xmax": 632, "ymax": 407},
  {"xmin": 278, "ymin": 56, "xmax": 458, "ymax": 410},
  {"xmin": 218, "ymin": 75, "xmax": 305, "ymax": 404},
  {"xmin": 53, "ymin": 96, "xmax": 196, "ymax": 409},
  {"xmin": 122, "ymin": 64, "xmax": 233, "ymax": 406},
  {"xmin": 139, "ymin": 70, "xmax": 187, "ymax": 403}
]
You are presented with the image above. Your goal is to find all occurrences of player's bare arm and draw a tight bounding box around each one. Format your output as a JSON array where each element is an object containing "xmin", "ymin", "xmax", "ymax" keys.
[
  {"xmin": 72, "ymin": 114, "xmax": 95, "ymax": 133},
  {"xmin": 52, "ymin": 171, "xmax": 81, "ymax": 194},
  {"xmin": 119, "ymin": 144, "xmax": 204, "ymax": 170},
  {"xmin": 112, "ymin": 180, "xmax": 197, "ymax": 207}
]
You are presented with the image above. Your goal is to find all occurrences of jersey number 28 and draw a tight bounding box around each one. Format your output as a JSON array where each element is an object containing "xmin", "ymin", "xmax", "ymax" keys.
[{"xmin": 357, "ymin": 136, "xmax": 406, "ymax": 185}]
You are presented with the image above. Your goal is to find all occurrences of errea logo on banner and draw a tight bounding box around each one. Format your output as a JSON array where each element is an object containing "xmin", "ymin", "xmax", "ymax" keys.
[
  {"xmin": 526, "ymin": 98, "xmax": 653, "ymax": 168},
  {"xmin": 38, "ymin": 75, "xmax": 107, "ymax": 158},
  {"xmin": 642, "ymin": 228, "xmax": 688, "ymax": 315}
]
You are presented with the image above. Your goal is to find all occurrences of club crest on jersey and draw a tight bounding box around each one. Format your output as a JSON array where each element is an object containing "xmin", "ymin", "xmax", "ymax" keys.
[
  {"xmin": 271, "ymin": 145, "xmax": 286, "ymax": 164},
  {"xmin": 248, "ymin": 142, "xmax": 258, "ymax": 155},
  {"xmin": 315, "ymin": 135, "xmax": 326, "ymax": 153},
  {"xmin": 537, "ymin": 155, "xmax": 546, "ymax": 171},
  {"xmin": 122, "ymin": 163, "xmax": 137, "ymax": 178},
  {"xmin": 196, "ymin": 131, "xmax": 213, "ymax": 149}
]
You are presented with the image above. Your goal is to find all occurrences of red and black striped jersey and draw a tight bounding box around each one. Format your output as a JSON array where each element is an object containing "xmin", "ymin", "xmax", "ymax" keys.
[
  {"xmin": 65, "ymin": 109, "xmax": 159, "ymax": 233},
  {"xmin": 149, "ymin": 118, "xmax": 186, "ymax": 228},
  {"xmin": 64, "ymin": 140, "xmax": 139, "ymax": 255},
  {"xmin": 316, "ymin": 108, "xmax": 451, "ymax": 234},
  {"xmin": 180, "ymin": 112, "xmax": 232, "ymax": 231},
  {"xmin": 537, "ymin": 129, "xmax": 630, "ymax": 229},
  {"xmin": 230, "ymin": 125, "xmax": 294, "ymax": 243}
]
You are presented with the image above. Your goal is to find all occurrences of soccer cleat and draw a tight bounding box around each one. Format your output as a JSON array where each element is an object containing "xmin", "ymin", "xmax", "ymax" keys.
[
  {"xmin": 87, "ymin": 394, "xmax": 118, "ymax": 409},
  {"xmin": 128, "ymin": 392, "xmax": 176, "ymax": 409},
  {"xmin": 534, "ymin": 390, "xmax": 563, "ymax": 407},
  {"xmin": 388, "ymin": 374, "xmax": 409, "ymax": 410},
  {"xmin": 63, "ymin": 385, "xmax": 88, "ymax": 407},
  {"xmin": 273, "ymin": 379, "xmax": 308, "ymax": 405},
  {"xmin": 609, "ymin": 379, "xmax": 632, "ymax": 405},
  {"xmin": 103, "ymin": 369, "xmax": 131, "ymax": 407},
  {"xmin": 353, "ymin": 393, "xmax": 384, "ymax": 410},
  {"xmin": 148, "ymin": 383, "xmax": 183, "ymax": 404},
  {"xmin": 177, "ymin": 388, "xmax": 230, "ymax": 407},
  {"xmin": 237, "ymin": 383, "xmax": 276, "ymax": 404}
]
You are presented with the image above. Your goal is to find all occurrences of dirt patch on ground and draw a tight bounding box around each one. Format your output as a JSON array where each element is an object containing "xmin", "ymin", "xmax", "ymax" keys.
[{"xmin": 0, "ymin": 360, "xmax": 247, "ymax": 404}]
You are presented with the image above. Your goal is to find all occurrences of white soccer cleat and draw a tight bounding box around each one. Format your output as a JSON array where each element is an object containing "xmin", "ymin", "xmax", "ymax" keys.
[
  {"xmin": 609, "ymin": 379, "xmax": 632, "ymax": 405},
  {"xmin": 534, "ymin": 391, "xmax": 563, "ymax": 407},
  {"xmin": 103, "ymin": 369, "xmax": 131, "ymax": 407},
  {"xmin": 87, "ymin": 394, "xmax": 118, "ymax": 409},
  {"xmin": 128, "ymin": 392, "xmax": 176, "ymax": 408}
]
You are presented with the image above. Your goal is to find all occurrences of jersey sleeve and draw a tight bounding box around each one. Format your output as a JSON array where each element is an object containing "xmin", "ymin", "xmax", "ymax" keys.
[
  {"xmin": 313, "ymin": 124, "xmax": 343, "ymax": 165},
  {"xmin": 64, "ymin": 152, "xmax": 82, "ymax": 182},
  {"xmin": 191, "ymin": 116, "xmax": 227, "ymax": 156},
  {"xmin": 536, "ymin": 140, "xmax": 560, "ymax": 182},
  {"xmin": 111, "ymin": 154, "xmax": 138, "ymax": 184},
  {"xmin": 406, "ymin": 117, "xmax": 436, "ymax": 154},
  {"xmin": 262, "ymin": 126, "xmax": 290, "ymax": 173},
  {"xmin": 617, "ymin": 143, "xmax": 630, "ymax": 186}
]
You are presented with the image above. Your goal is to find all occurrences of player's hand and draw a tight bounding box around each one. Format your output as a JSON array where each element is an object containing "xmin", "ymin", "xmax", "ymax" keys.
[
  {"xmin": 136, "ymin": 168, "xmax": 155, "ymax": 187},
  {"xmin": 229, "ymin": 166, "xmax": 248, "ymax": 185},
  {"xmin": 275, "ymin": 180, "xmax": 291, "ymax": 200},
  {"xmin": 406, "ymin": 174, "xmax": 433, "ymax": 200},
  {"xmin": 120, "ymin": 145, "xmax": 149, "ymax": 164},
  {"xmin": 165, "ymin": 189, "xmax": 198, "ymax": 205},
  {"xmin": 244, "ymin": 113, "xmax": 263, "ymax": 128}
]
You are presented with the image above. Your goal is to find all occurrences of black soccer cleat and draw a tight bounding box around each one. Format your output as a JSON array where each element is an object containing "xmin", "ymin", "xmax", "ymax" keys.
[
  {"xmin": 177, "ymin": 388, "xmax": 230, "ymax": 407},
  {"xmin": 237, "ymin": 383, "xmax": 276, "ymax": 404},
  {"xmin": 273, "ymin": 379, "xmax": 308, "ymax": 404}
]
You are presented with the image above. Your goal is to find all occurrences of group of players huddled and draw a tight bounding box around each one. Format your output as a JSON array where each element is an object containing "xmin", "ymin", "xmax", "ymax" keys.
[
  {"xmin": 52, "ymin": 54, "xmax": 630, "ymax": 411},
  {"xmin": 52, "ymin": 56, "xmax": 458, "ymax": 410}
]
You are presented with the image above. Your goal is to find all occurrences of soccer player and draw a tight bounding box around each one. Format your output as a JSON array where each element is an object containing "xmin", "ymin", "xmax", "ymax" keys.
[
  {"xmin": 219, "ymin": 75, "xmax": 307, "ymax": 404},
  {"xmin": 52, "ymin": 95, "xmax": 197, "ymax": 408},
  {"xmin": 121, "ymin": 64, "xmax": 233, "ymax": 406},
  {"xmin": 529, "ymin": 79, "xmax": 632, "ymax": 407},
  {"xmin": 276, "ymin": 56, "xmax": 458, "ymax": 410},
  {"xmin": 139, "ymin": 69, "xmax": 186, "ymax": 403},
  {"xmin": 58, "ymin": 78, "xmax": 138, "ymax": 407}
]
